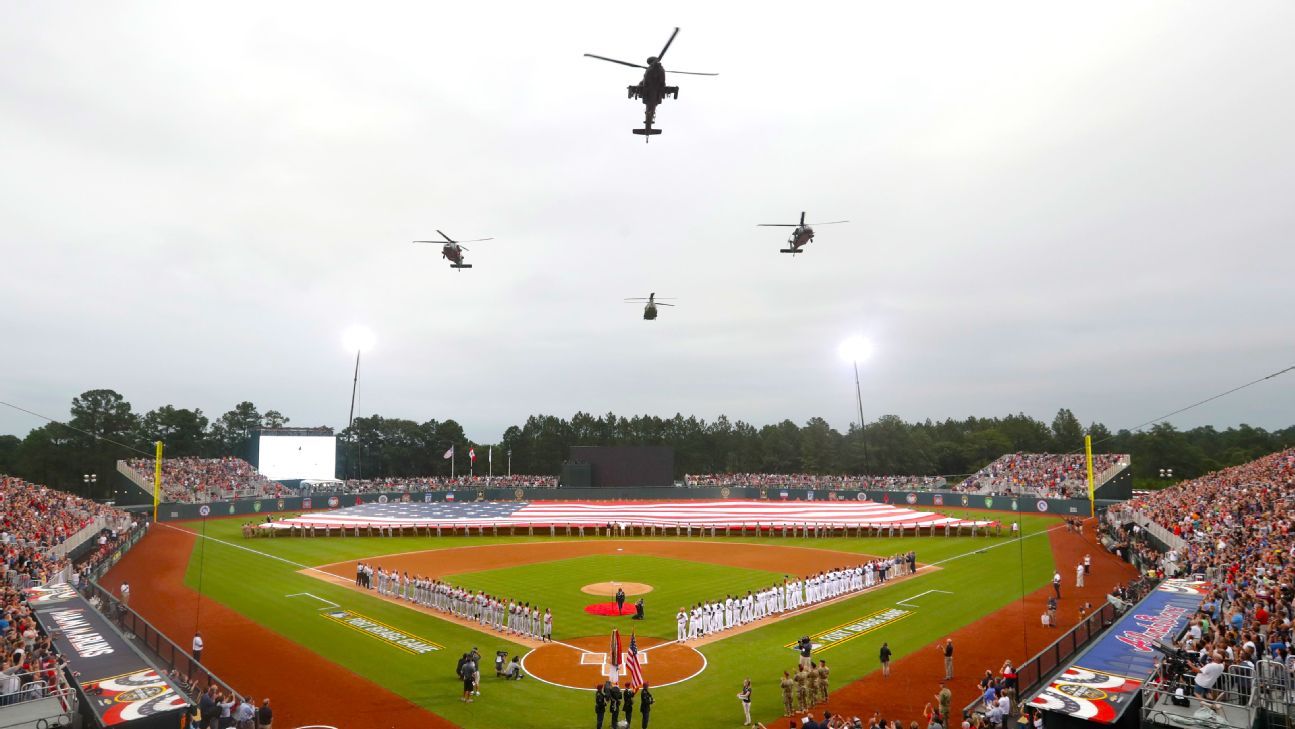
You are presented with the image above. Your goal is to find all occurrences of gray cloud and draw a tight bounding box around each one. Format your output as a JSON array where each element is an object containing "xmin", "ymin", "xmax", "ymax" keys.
[{"xmin": 2, "ymin": 1, "xmax": 1292, "ymax": 442}]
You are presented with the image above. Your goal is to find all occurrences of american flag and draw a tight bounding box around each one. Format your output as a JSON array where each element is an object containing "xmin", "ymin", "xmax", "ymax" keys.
[
  {"xmin": 608, "ymin": 629, "xmax": 622, "ymax": 683},
  {"xmin": 269, "ymin": 499, "xmax": 996, "ymax": 531},
  {"xmin": 625, "ymin": 633, "xmax": 645, "ymax": 689}
]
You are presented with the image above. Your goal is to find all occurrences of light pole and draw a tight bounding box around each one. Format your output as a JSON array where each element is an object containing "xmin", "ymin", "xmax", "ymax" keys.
[
  {"xmin": 838, "ymin": 337, "xmax": 874, "ymax": 475},
  {"xmin": 83, "ymin": 473, "xmax": 97, "ymax": 499},
  {"xmin": 342, "ymin": 326, "xmax": 376, "ymax": 480},
  {"xmin": 507, "ymin": 449, "xmax": 512, "ymax": 477}
]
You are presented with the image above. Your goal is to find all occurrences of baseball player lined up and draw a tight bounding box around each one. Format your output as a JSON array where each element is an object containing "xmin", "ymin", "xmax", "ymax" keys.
[
  {"xmin": 678, "ymin": 554, "xmax": 916, "ymax": 641},
  {"xmin": 362, "ymin": 564, "xmax": 554, "ymax": 641}
]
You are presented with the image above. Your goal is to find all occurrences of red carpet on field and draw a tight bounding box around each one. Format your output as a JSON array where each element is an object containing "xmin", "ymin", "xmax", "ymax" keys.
[{"xmin": 584, "ymin": 602, "xmax": 635, "ymax": 616}]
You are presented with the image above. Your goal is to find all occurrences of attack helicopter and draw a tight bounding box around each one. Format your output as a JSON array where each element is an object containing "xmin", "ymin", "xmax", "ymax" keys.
[
  {"xmin": 757, "ymin": 212, "xmax": 848, "ymax": 254},
  {"xmin": 584, "ymin": 28, "xmax": 717, "ymax": 141},
  {"xmin": 412, "ymin": 230, "xmax": 493, "ymax": 270},
  {"xmin": 624, "ymin": 293, "xmax": 676, "ymax": 320}
]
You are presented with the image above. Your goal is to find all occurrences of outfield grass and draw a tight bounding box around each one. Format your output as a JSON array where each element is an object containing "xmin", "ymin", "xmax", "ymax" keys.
[{"xmin": 178, "ymin": 514, "xmax": 1058, "ymax": 728}]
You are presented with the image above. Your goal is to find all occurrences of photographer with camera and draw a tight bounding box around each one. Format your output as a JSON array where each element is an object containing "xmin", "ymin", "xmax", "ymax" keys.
[{"xmin": 1187, "ymin": 651, "xmax": 1226, "ymax": 709}]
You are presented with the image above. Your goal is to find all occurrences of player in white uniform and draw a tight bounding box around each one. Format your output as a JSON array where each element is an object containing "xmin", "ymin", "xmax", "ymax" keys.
[{"xmin": 677, "ymin": 608, "xmax": 688, "ymax": 641}]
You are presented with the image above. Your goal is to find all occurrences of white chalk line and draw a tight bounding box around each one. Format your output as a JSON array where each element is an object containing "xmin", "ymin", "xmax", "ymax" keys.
[{"xmin": 286, "ymin": 593, "xmax": 339, "ymax": 609}]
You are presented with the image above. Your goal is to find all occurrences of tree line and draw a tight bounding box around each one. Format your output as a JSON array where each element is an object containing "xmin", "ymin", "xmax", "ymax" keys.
[{"xmin": 1, "ymin": 388, "xmax": 1291, "ymax": 498}]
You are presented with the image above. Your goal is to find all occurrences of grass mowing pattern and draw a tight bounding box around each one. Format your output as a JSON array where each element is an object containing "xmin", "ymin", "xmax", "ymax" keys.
[{"xmin": 178, "ymin": 514, "xmax": 1056, "ymax": 729}]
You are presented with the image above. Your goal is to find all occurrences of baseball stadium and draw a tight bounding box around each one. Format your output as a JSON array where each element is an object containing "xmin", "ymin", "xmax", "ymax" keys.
[{"xmin": 3, "ymin": 4, "xmax": 1294, "ymax": 729}]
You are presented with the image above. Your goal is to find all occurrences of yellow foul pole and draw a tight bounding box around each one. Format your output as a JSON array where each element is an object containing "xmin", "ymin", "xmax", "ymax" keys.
[
  {"xmin": 1085, "ymin": 434, "xmax": 1095, "ymax": 518},
  {"xmin": 153, "ymin": 440, "xmax": 163, "ymax": 522}
]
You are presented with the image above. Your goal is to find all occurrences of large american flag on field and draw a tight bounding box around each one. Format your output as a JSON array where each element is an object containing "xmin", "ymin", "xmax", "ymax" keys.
[
  {"xmin": 265, "ymin": 499, "xmax": 996, "ymax": 530},
  {"xmin": 625, "ymin": 633, "xmax": 644, "ymax": 689}
]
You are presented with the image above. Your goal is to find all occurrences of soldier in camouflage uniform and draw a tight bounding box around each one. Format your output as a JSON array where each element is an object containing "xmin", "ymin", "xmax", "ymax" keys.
[
  {"xmin": 794, "ymin": 665, "xmax": 809, "ymax": 712},
  {"xmin": 817, "ymin": 659, "xmax": 831, "ymax": 703},
  {"xmin": 806, "ymin": 661, "xmax": 820, "ymax": 706},
  {"xmin": 780, "ymin": 670, "xmax": 795, "ymax": 716}
]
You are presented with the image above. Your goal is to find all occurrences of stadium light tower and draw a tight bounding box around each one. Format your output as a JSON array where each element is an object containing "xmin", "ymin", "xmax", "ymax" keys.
[
  {"xmin": 838, "ymin": 336, "xmax": 874, "ymax": 474},
  {"xmin": 342, "ymin": 327, "xmax": 375, "ymax": 478}
]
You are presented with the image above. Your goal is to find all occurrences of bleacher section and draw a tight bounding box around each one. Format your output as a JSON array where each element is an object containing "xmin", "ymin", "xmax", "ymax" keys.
[
  {"xmin": 956, "ymin": 453, "xmax": 1129, "ymax": 498},
  {"xmin": 120, "ymin": 457, "xmax": 293, "ymax": 503}
]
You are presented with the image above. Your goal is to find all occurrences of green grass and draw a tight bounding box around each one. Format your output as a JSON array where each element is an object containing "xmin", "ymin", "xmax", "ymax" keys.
[
  {"xmin": 177, "ymin": 514, "xmax": 1058, "ymax": 728},
  {"xmin": 442, "ymin": 554, "xmax": 787, "ymax": 640}
]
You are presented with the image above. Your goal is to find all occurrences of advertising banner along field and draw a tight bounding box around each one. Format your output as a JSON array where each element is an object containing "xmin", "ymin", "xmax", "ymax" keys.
[
  {"xmin": 1029, "ymin": 579, "xmax": 1210, "ymax": 724},
  {"xmin": 25, "ymin": 583, "xmax": 189, "ymax": 729}
]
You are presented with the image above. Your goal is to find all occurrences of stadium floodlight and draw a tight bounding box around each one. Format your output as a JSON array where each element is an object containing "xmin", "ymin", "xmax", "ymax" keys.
[
  {"xmin": 838, "ymin": 336, "xmax": 874, "ymax": 364},
  {"xmin": 342, "ymin": 326, "xmax": 376, "ymax": 354}
]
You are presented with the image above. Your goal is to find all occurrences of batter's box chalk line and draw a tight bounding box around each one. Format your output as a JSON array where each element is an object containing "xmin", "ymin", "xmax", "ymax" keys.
[
  {"xmin": 580, "ymin": 652, "xmax": 649, "ymax": 666},
  {"xmin": 286, "ymin": 593, "xmax": 340, "ymax": 609},
  {"xmin": 895, "ymin": 589, "xmax": 952, "ymax": 608}
]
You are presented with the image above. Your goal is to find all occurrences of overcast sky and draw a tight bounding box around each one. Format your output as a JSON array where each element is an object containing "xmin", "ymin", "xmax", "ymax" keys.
[{"xmin": 2, "ymin": 1, "xmax": 1292, "ymax": 444}]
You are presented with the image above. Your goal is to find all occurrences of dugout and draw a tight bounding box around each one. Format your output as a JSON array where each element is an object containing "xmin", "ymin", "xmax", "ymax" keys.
[{"xmin": 566, "ymin": 446, "xmax": 674, "ymax": 488}]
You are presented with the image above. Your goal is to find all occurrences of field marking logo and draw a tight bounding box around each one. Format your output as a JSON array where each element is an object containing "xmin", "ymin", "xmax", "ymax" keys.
[
  {"xmin": 321, "ymin": 609, "xmax": 442, "ymax": 655},
  {"xmin": 783, "ymin": 608, "xmax": 912, "ymax": 654}
]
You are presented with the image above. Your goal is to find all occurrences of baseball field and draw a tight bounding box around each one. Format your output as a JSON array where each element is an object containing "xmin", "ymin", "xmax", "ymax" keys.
[{"xmin": 104, "ymin": 510, "xmax": 1136, "ymax": 728}]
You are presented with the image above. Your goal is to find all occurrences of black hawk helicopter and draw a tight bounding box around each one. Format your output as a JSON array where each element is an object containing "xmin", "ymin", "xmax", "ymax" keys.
[
  {"xmin": 624, "ymin": 293, "xmax": 676, "ymax": 320},
  {"xmin": 758, "ymin": 212, "xmax": 848, "ymax": 254},
  {"xmin": 412, "ymin": 230, "xmax": 493, "ymax": 270},
  {"xmin": 584, "ymin": 28, "xmax": 717, "ymax": 141}
]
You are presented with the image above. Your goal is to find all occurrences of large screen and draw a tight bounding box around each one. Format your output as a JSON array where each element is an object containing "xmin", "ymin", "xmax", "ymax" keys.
[{"xmin": 257, "ymin": 435, "xmax": 336, "ymax": 481}]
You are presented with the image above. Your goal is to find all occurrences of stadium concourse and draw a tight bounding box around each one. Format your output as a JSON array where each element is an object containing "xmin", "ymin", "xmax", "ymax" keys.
[{"xmin": 257, "ymin": 499, "xmax": 999, "ymax": 533}]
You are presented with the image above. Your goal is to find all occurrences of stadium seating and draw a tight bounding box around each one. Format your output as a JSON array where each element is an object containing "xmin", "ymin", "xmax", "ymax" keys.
[
  {"xmin": 123, "ymin": 457, "xmax": 292, "ymax": 503},
  {"xmin": 0, "ymin": 476, "xmax": 129, "ymax": 708},
  {"xmin": 955, "ymin": 453, "xmax": 1128, "ymax": 498},
  {"xmin": 683, "ymin": 473, "xmax": 947, "ymax": 490}
]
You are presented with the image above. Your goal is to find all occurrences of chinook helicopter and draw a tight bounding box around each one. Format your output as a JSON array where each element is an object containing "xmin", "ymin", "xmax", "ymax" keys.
[
  {"xmin": 584, "ymin": 27, "xmax": 717, "ymax": 141},
  {"xmin": 412, "ymin": 230, "xmax": 493, "ymax": 270},
  {"xmin": 757, "ymin": 212, "xmax": 848, "ymax": 254},
  {"xmin": 624, "ymin": 293, "xmax": 676, "ymax": 320}
]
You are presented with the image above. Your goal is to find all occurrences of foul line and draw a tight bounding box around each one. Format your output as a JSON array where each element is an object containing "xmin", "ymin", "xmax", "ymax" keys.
[
  {"xmin": 286, "ymin": 593, "xmax": 339, "ymax": 609},
  {"xmin": 160, "ymin": 523, "xmax": 353, "ymax": 586}
]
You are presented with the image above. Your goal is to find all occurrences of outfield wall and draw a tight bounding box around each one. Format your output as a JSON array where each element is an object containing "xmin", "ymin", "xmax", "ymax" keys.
[{"xmin": 155, "ymin": 488, "xmax": 1113, "ymax": 521}]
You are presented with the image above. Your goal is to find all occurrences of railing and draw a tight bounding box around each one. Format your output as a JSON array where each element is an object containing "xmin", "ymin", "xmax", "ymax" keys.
[
  {"xmin": 82, "ymin": 580, "xmax": 238, "ymax": 703},
  {"xmin": 1141, "ymin": 661, "xmax": 1259, "ymax": 728},
  {"xmin": 963, "ymin": 601, "xmax": 1119, "ymax": 718},
  {"xmin": 0, "ymin": 667, "xmax": 77, "ymax": 709}
]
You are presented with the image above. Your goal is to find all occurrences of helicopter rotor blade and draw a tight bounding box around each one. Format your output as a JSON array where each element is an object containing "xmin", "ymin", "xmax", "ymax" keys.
[
  {"xmin": 658, "ymin": 27, "xmax": 679, "ymax": 61},
  {"xmin": 436, "ymin": 229, "xmax": 455, "ymax": 243},
  {"xmin": 655, "ymin": 302, "xmax": 676, "ymax": 307},
  {"xmin": 757, "ymin": 224, "xmax": 800, "ymax": 227},
  {"xmin": 584, "ymin": 54, "xmax": 647, "ymax": 69},
  {"xmin": 800, "ymin": 212, "xmax": 806, "ymax": 226},
  {"xmin": 804, "ymin": 221, "xmax": 849, "ymax": 225},
  {"xmin": 452, "ymin": 238, "xmax": 493, "ymax": 243},
  {"xmin": 664, "ymin": 69, "xmax": 719, "ymax": 76}
]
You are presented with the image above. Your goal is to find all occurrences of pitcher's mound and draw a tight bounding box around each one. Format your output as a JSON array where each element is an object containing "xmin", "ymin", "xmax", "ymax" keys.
[{"xmin": 581, "ymin": 582, "xmax": 653, "ymax": 596}]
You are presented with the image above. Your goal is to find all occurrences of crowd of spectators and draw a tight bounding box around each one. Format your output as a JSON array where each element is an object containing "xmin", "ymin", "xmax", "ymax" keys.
[
  {"xmin": 2, "ymin": 475, "xmax": 129, "ymax": 707},
  {"xmin": 310, "ymin": 474, "xmax": 560, "ymax": 494},
  {"xmin": 125, "ymin": 457, "xmax": 293, "ymax": 502},
  {"xmin": 1110, "ymin": 448, "xmax": 1295, "ymax": 707},
  {"xmin": 955, "ymin": 453, "xmax": 1127, "ymax": 498},
  {"xmin": 684, "ymin": 474, "xmax": 948, "ymax": 491}
]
